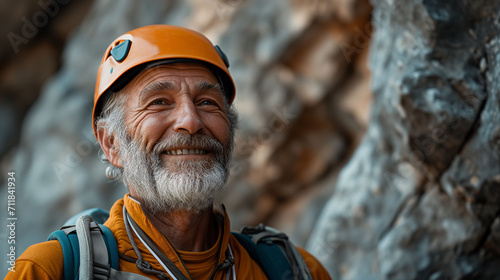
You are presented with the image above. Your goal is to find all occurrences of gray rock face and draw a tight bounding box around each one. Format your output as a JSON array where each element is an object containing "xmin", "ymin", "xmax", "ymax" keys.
[
  {"xmin": 308, "ymin": 0, "xmax": 500, "ymax": 278},
  {"xmin": 1, "ymin": 0, "xmax": 372, "ymax": 276},
  {"xmin": 9, "ymin": 0, "xmax": 499, "ymax": 278},
  {"xmin": 0, "ymin": 0, "xmax": 94, "ymax": 158}
]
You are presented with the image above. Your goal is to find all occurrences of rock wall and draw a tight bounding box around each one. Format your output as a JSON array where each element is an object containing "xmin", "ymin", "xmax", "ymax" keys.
[
  {"xmin": 307, "ymin": 0, "xmax": 500, "ymax": 278},
  {"xmin": 0, "ymin": 0, "xmax": 94, "ymax": 160},
  {"xmin": 1, "ymin": 0, "xmax": 372, "ymax": 276},
  {"xmin": 4, "ymin": 0, "xmax": 500, "ymax": 278}
]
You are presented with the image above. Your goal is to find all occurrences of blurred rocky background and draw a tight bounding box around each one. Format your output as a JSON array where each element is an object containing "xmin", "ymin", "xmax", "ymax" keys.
[
  {"xmin": 308, "ymin": 0, "xmax": 500, "ymax": 279},
  {"xmin": 1, "ymin": 0, "xmax": 499, "ymax": 279}
]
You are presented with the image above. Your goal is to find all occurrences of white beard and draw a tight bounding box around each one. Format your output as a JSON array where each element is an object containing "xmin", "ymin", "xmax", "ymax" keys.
[{"xmin": 120, "ymin": 133, "xmax": 231, "ymax": 214}]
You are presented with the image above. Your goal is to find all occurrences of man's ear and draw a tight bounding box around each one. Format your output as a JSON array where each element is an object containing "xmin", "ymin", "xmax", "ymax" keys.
[{"xmin": 96, "ymin": 124, "xmax": 123, "ymax": 168}]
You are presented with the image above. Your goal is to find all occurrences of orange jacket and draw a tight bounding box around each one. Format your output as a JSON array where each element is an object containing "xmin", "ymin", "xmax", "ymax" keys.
[{"xmin": 5, "ymin": 194, "xmax": 331, "ymax": 279}]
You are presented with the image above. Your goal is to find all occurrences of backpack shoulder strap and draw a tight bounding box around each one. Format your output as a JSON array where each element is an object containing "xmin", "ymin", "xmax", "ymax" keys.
[
  {"xmin": 48, "ymin": 229, "xmax": 79, "ymax": 280},
  {"xmin": 232, "ymin": 232, "xmax": 294, "ymax": 280},
  {"xmin": 232, "ymin": 224, "xmax": 313, "ymax": 280},
  {"xmin": 48, "ymin": 212, "xmax": 120, "ymax": 280}
]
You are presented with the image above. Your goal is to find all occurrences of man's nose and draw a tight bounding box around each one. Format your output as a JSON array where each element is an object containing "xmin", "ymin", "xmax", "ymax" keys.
[{"xmin": 172, "ymin": 101, "xmax": 203, "ymax": 134}]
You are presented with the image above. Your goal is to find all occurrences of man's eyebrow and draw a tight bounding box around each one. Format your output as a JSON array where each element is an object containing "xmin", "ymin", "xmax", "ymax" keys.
[
  {"xmin": 196, "ymin": 81, "xmax": 223, "ymax": 94},
  {"xmin": 140, "ymin": 81, "xmax": 175, "ymax": 99}
]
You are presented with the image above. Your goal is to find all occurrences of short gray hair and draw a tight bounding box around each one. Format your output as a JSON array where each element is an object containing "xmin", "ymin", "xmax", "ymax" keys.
[{"xmin": 95, "ymin": 91, "xmax": 128, "ymax": 180}]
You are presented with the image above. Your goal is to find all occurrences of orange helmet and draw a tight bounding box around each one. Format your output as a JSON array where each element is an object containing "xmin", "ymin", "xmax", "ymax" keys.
[{"xmin": 93, "ymin": 24, "xmax": 235, "ymax": 136}]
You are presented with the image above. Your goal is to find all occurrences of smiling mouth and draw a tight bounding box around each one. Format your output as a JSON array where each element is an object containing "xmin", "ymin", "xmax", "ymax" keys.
[{"xmin": 165, "ymin": 149, "xmax": 209, "ymax": 155}]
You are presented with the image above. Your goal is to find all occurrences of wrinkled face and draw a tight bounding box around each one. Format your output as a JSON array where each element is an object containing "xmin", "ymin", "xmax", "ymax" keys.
[
  {"xmin": 116, "ymin": 62, "xmax": 233, "ymax": 213},
  {"xmin": 124, "ymin": 63, "xmax": 231, "ymax": 166}
]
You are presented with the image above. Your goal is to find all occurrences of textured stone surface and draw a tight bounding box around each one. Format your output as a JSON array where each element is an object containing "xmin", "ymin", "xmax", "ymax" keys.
[
  {"xmin": 5, "ymin": 0, "xmax": 500, "ymax": 278},
  {"xmin": 0, "ymin": 0, "xmax": 94, "ymax": 157},
  {"xmin": 1, "ymin": 0, "xmax": 372, "ymax": 275},
  {"xmin": 219, "ymin": 0, "xmax": 372, "ymax": 240},
  {"xmin": 308, "ymin": 0, "xmax": 500, "ymax": 278}
]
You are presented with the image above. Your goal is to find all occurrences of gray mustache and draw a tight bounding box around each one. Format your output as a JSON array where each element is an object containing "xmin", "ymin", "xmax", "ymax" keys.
[{"xmin": 152, "ymin": 133, "xmax": 224, "ymax": 156}]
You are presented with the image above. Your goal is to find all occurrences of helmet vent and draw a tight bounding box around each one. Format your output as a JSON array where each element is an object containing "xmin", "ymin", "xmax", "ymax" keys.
[{"xmin": 110, "ymin": 40, "xmax": 132, "ymax": 63}]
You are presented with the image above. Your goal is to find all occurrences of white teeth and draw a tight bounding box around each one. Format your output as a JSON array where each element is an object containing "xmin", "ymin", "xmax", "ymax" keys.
[{"xmin": 167, "ymin": 149, "xmax": 206, "ymax": 155}]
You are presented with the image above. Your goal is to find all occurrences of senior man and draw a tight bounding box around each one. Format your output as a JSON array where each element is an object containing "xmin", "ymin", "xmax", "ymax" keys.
[{"xmin": 5, "ymin": 25, "xmax": 330, "ymax": 280}]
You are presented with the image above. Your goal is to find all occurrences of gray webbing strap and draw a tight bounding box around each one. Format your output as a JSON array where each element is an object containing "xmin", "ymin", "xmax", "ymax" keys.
[
  {"xmin": 109, "ymin": 268, "xmax": 152, "ymax": 279},
  {"xmin": 90, "ymin": 222, "xmax": 110, "ymax": 280},
  {"xmin": 67, "ymin": 214, "xmax": 167, "ymax": 280},
  {"xmin": 61, "ymin": 226, "xmax": 76, "ymax": 235},
  {"xmin": 75, "ymin": 215, "xmax": 113, "ymax": 280},
  {"xmin": 289, "ymin": 245, "xmax": 313, "ymax": 280},
  {"xmin": 76, "ymin": 215, "xmax": 94, "ymax": 280}
]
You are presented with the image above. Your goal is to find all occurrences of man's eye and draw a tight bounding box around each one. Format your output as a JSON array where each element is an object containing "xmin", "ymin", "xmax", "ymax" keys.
[
  {"xmin": 200, "ymin": 100, "xmax": 216, "ymax": 106},
  {"xmin": 150, "ymin": 99, "xmax": 166, "ymax": 105}
]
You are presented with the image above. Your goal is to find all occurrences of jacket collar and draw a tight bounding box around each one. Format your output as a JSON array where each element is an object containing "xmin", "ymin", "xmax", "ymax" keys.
[{"xmin": 105, "ymin": 194, "xmax": 231, "ymax": 273}]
